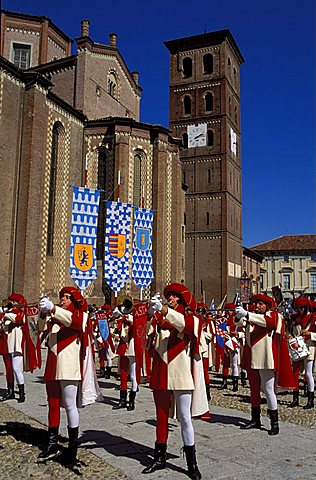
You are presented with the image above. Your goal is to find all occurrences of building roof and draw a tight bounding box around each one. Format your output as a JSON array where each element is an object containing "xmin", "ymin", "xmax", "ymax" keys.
[
  {"xmin": 164, "ymin": 29, "xmax": 245, "ymax": 64},
  {"xmin": 251, "ymin": 235, "xmax": 316, "ymax": 253}
]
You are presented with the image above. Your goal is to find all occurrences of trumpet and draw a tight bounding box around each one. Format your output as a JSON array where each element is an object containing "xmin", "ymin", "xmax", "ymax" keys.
[
  {"xmin": 1, "ymin": 300, "xmax": 38, "ymax": 314},
  {"xmin": 117, "ymin": 293, "xmax": 161, "ymax": 315}
]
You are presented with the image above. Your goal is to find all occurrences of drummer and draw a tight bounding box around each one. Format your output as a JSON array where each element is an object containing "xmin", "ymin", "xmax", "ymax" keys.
[{"xmin": 289, "ymin": 297, "xmax": 315, "ymax": 409}]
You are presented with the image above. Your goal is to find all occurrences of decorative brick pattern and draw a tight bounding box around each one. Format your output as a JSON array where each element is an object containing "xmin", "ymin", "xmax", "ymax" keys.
[{"xmin": 165, "ymin": 153, "xmax": 173, "ymax": 284}]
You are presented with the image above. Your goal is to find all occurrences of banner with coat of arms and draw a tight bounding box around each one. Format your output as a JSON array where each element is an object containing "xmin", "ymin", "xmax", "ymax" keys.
[
  {"xmin": 70, "ymin": 187, "xmax": 101, "ymax": 291},
  {"xmin": 132, "ymin": 207, "xmax": 154, "ymax": 290},
  {"xmin": 104, "ymin": 201, "xmax": 132, "ymax": 294}
]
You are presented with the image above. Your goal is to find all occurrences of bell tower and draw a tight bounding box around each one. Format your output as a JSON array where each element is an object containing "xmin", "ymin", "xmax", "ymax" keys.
[{"xmin": 165, "ymin": 30, "xmax": 245, "ymax": 304}]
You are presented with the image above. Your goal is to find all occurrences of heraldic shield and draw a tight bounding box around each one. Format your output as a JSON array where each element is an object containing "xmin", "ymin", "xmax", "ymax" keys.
[
  {"xmin": 109, "ymin": 234, "xmax": 126, "ymax": 258},
  {"xmin": 135, "ymin": 228, "xmax": 150, "ymax": 251},
  {"xmin": 74, "ymin": 244, "xmax": 93, "ymax": 271}
]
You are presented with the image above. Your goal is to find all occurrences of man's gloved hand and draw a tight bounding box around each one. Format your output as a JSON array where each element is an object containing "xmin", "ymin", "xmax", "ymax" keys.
[
  {"xmin": 149, "ymin": 296, "xmax": 163, "ymax": 313},
  {"xmin": 235, "ymin": 306, "xmax": 248, "ymax": 319},
  {"xmin": 112, "ymin": 307, "xmax": 121, "ymax": 319},
  {"xmin": 39, "ymin": 297, "xmax": 54, "ymax": 313}
]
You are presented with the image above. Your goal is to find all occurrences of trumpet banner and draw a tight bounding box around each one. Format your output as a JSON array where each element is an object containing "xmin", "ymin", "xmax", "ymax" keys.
[
  {"xmin": 104, "ymin": 201, "xmax": 132, "ymax": 294},
  {"xmin": 70, "ymin": 187, "xmax": 101, "ymax": 291},
  {"xmin": 133, "ymin": 302, "xmax": 149, "ymax": 385},
  {"xmin": 132, "ymin": 207, "xmax": 154, "ymax": 290}
]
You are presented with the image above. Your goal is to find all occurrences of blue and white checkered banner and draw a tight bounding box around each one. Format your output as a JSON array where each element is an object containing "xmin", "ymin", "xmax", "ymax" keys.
[
  {"xmin": 70, "ymin": 187, "xmax": 101, "ymax": 291},
  {"xmin": 132, "ymin": 207, "xmax": 154, "ymax": 290},
  {"xmin": 104, "ymin": 201, "xmax": 132, "ymax": 295}
]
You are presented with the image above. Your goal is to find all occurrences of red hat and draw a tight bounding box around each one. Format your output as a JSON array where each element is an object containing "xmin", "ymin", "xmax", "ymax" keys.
[
  {"xmin": 163, "ymin": 283, "xmax": 197, "ymax": 311},
  {"xmin": 197, "ymin": 301, "xmax": 207, "ymax": 310},
  {"xmin": 8, "ymin": 293, "xmax": 26, "ymax": 305},
  {"xmin": 251, "ymin": 294, "xmax": 276, "ymax": 309},
  {"xmin": 293, "ymin": 297, "xmax": 311, "ymax": 309},
  {"xmin": 101, "ymin": 304, "xmax": 113, "ymax": 312},
  {"xmin": 225, "ymin": 303, "xmax": 236, "ymax": 310},
  {"xmin": 59, "ymin": 286, "xmax": 87, "ymax": 311}
]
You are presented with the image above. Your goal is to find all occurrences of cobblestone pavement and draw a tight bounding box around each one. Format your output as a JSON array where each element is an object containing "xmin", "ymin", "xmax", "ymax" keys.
[{"xmin": 0, "ymin": 360, "xmax": 315, "ymax": 480}]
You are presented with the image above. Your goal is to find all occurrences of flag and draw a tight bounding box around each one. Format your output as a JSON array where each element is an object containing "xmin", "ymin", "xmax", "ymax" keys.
[
  {"xmin": 217, "ymin": 294, "xmax": 227, "ymax": 310},
  {"xmin": 209, "ymin": 298, "xmax": 215, "ymax": 310},
  {"xmin": 233, "ymin": 293, "xmax": 241, "ymax": 306},
  {"xmin": 70, "ymin": 187, "xmax": 101, "ymax": 291},
  {"xmin": 132, "ymin": 207, "xmax": 154, "ymax": 290},
  {"xmin": 133, "ymin": 301, "xmax": 149, "ymax": 384},
  {"xmin": 225, "ymin": 336, "xmax": 240, "ymax": 352},
  {"xmin": 104, "ymin": 201, "xmax": 132, "ymax": 294},
  {"xmin": 215, "ymin": 321, "xmax": 227, "ymax": 349}
]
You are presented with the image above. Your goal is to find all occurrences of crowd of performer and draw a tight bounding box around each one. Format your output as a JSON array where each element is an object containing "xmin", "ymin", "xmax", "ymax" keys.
[{"xmin": 0, "ymin": 284, "xmax": 315, "ymax": 479}]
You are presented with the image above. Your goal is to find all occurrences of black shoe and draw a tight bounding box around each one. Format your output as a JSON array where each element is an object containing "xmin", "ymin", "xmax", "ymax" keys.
[
  {"xmin": 18, "ymin": 384, "xmax": 25, "ymax": 403},
  {"xmin": 127, "ymin": 390, "xmax": 136, "ymax": 411},
  {"xmin": 218, "ymin": 376, "xmax": 228, "ymax": 390},
  {"xmin": 268, "ymin": 409, "xmax": 279, "ymax": 435},
  {"xmin": 1, "ymin": 383, "xmax": 15, "ymax": 401},
  {"xmin": 38, "ymin": 427, "xmax": 59, "ymax": 461},
  {"xmin": 288, "ymin": 390, "xmax": 299, "ymax": 408},
  {"xmin": 142, "ymin": 443, "xmax": 167, "ymax": 474},
  {"xmin": 241, "ymin": 406, "xmax": 261, "ymax": 430},
  {"xmin": 112, "ymin": 390, "xmax": 127, "ymax": 409},
  {"xmin": 183, "ymin": 445, "xmax": 202, "ymax": 480},
  {"xmin": 303, "ymin": 391, "xmax": 314, "ymax": 410}
]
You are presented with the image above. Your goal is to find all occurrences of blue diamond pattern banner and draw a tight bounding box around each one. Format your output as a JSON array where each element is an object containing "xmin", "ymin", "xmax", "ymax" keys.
[
  {"xmin": 70, "ymin": 187, "xmax": 101, "ymax": 291},
  {"xmin": 104, "ymin": 201, "xmax": 132, "ymax": 294},
  {"xmin": 132, "ymin": 207, "xmax": 154, "ymax": 290}
]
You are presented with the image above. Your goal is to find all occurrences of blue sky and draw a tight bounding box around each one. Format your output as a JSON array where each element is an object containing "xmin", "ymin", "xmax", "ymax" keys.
[{"xmin": 4, "ymin": 0, "xmax": 315, "ymax": 247}]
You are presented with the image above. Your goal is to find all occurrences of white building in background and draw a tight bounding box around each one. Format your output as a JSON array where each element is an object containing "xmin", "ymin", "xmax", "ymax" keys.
[{"xmin": 250, "ymin": 235, "xmax": 316, "ymax": 301}]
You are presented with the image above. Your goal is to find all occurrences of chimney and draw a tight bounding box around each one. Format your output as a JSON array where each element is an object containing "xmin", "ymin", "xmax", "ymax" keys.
[
  {"xmin": 132, "ymin": 71, "xmax": 139, "ymax": 85},
  {"xmin": 81, "ymin": 19, "xmax": 90, "ymax": 37},
  {"xmin": 109, "ymin": 33, "xmax": 117, "ymax": 47}
]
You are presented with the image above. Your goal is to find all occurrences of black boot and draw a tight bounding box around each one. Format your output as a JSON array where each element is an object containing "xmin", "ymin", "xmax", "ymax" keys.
[
  {"xmin": 38, "ymin": 426, "xmax": 59, "ymax": 461},
  {"xmin": 98, "ymin": 366, "xmax": 105, "ymax": 378},
  {"xmin": 63, "ymin": 426, "xmax": 79, "ymax": 465},
  {"xmin": 289, "ymin": 390, "xmax": 299, "ymax": 408},
  {"xmin": 104, "ymin": 366, "xmax": 112, "ymax": 379},
  {"xmin": 205, "ymin": 383, "xmax": 211, "ymax": 401},
  {"xmin": 142, "ymin": 442, "xmax": 167, "ymax": 474},
  {"xmin": 232, "ymin": 376, "xmax": 238, "ymax": 392},
  {"xmin": 303, "ymin": 391, "xmax": 314, "ymax": 410},
  {"xmin": 18, "ymin": 384, "xmax": 25, "ymax": 403},
  {"xmin": 240, "ymin": 371, "xmax": 247, "ymax": 388},
  {"xmin": 302, "ymin": 382, "xmax": 308, "ymax": 397},
  {"xmin": 183, "ymin": 445, "xmax": 202, "ymax": 480},
  {"xmin": 218, "ymin": 376, "xmax": 228, "ymax": 390},
  {"xmin": 1, "ymin": 382, "xmax": 15, "ymax": 401},
  {"xmin": 127, "ymin": 390, "xmax": 136, "ymax": 411},
  {"xmin": 241, "ymin": 406, "xmax": 261, "ymax": 430},
  {"xmin": 268, "ymin": 409, "xmax": 279, "ymax": 435},
  {"xmin": 112, "ymin": 389, "xmax": 127, "ymax": 409}
]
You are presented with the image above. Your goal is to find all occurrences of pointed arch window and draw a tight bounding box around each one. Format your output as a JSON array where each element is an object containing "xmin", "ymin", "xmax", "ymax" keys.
[
  {"xmin": 47, "ymin": 122, "xmax": 65, "ymax": 255},
  {"xmin": 108, "ymin": 72, "xmax": 117, "ymax": 98},
  {"xmin": 96, "ymin": 148, "xmax": 115, "ymax": 259},
  {"xmin": 203, "ymin": 54, "xmax": 213, "ymax": 74},
  {"xmin": 133, "ymin": 152, "xmax": 142, "ymax": 207},
  {"xmin": 183, "ymin": 95, "xmax": 191, "ymax": 115},
  {"xmin": 182, "ymin": 132, "xmax": 188, "ymax": 148}
]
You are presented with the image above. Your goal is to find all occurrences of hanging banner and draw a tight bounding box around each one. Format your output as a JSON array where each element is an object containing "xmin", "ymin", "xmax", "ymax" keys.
[
  {"xmin": 132, "ymin": 207, "xmax": 154, "ymax": 290},
  {"xmin": 70, "ymin": 186, "xmax": 101, "ymax": 291},
  {"xmin": 240, "ymin": 278, "xmax": 251, "ymax": 303},
  {"xmin": 104, "ymin": 201, "xmax": 132, "ymax": 294}
]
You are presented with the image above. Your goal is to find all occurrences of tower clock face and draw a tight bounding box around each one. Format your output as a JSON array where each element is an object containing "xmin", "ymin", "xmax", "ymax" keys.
[{"xmin": 187, "ymin": 123, "xmax": 207, "ymax": 148}]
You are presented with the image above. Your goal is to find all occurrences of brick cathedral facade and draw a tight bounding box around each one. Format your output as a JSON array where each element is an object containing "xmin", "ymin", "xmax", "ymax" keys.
[{"xmin": 0, "ymin": 10, "xmax": 244, "ymax": 305}]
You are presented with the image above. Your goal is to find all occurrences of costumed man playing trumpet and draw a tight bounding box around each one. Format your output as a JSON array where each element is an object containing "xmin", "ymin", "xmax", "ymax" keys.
[
  {"xmin": 143, "ymin": 283, "xmax": 208, "ymax": 480},
  {"xmin": 0, "ymin": 293, "xmax": 39, "ymax": 403},
  {"xmin": 235, "ymin": 294, "xmax": 294, "ymax": 435},
  {"xmin": 38, "ymin": 287, "xmax": 102, "ymax": 466}
]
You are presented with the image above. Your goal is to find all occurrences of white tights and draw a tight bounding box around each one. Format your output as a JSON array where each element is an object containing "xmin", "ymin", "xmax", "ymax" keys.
[
  {"xmin": 11, "ymin": 353, "xmax": 24, "ymax": 385},
  {"xmin": 173, "ymin": 390, "xmax": 195, "ymax": 446},
  {"xmin": 128, "ymin": 356, "xmax": 138, "ymax": 392},
  {"xmin": 259, "ymin": 369, "xmax": 277, "ymax": 410},
  {"xmin": 305, "ymin": 360, "xmax": 315, "ymax": 392},
  {"xmin": 230, "ymin": 351, "xmax": 239, "ymax": 377},
  {"xmin": 60, "ymin": 381, "xmax": 79, "ymax": 428}
]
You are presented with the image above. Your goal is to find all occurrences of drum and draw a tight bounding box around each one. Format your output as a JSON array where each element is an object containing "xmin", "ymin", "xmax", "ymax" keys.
[{"xmin": 288, "ymin": 335, "xmax": 310, "ymax": 362}]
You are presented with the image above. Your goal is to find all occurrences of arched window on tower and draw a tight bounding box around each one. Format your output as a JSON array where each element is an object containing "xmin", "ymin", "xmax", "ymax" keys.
[
  {"xmin": 183, "ymin": 57, "xmax": 192, "ymax": 78},
  {"xmin": 47, "ymin": 122, "xmax": 64, "ymax": 256},
  {"xmin": 207, "ymin": 129, "xmax": 214, "ymax": 146},
  {"xmin": 205, "ymin": 92, "xmax": 213, "ymax": 112},
  {"xmin": 203, "ymin": 53, "xmax": 213, "ymax": 74},
  {"xmin": 183, "ymin": 95, "xmax": 191, "ymax": 115},
  {"xmin": 108, "ymin": 72, "xmax": 117, "ymax": 98},
  {"xmin": 182, "ymin": 132, "xmax": 188, "ymax": 148},
  {"xmin": 133, "ymin": 152, "xmax": 142, "ymax": 207}
]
